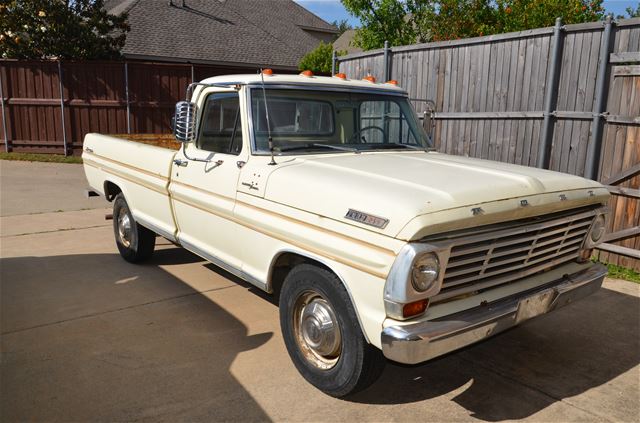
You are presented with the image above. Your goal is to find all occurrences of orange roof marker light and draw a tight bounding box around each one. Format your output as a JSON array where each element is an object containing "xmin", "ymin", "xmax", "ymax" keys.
[
  {"xmin": 334, "ymin": 72, "xmax": 347, "ymax": 80},
  {"xmin": 386, "ymin": 80, "xmax": 398, "ymax": 86},
  {"xmin": 261, "ymin": 68, "xmax": 274, "ymax": 76},
  {"xmin": 300, "ymin": 70, "xmax": 314, "ymax": 77},
  {"xmin": 363, "ymin": 74, "xmax": 376, "ymax": 83}
]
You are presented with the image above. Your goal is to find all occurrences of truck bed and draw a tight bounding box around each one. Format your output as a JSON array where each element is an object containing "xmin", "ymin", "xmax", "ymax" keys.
[
  {"xmin": 111, "ymin": 133, "xmax": 181, "ymax": 150},
  {"xmin": 82, "ymin": 132, "xmax": 179, "ymax": 240}
]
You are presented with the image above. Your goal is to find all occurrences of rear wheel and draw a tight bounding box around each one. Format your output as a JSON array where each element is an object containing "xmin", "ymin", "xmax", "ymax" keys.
[
  {"xmin": 279, "ymin": 264, "xmax": 385, "ymax": 397},
  {"xmin": 113, "ymin": 193, "xmax": 155, "ymax": 263}
]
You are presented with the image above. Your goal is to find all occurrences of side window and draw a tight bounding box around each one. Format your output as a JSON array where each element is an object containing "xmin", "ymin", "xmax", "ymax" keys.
[
  {"xmin": 198, "ymin": 92, "xmax": 242, "ymax": 155},
  {"xmin": 359, "ymin": 100, "xmax": 418, "ymax": 145}
]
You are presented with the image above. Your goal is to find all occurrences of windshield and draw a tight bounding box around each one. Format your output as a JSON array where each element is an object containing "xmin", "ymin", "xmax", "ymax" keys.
[{"xmin": 250, "ymin": 88, "xmax": 432, "ymax": 154}]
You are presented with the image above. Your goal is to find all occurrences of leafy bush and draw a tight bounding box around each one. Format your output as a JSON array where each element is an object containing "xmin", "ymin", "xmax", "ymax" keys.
[{"xmin": 298, "ymin": 42, "xmax": 345, "ymax": 75}]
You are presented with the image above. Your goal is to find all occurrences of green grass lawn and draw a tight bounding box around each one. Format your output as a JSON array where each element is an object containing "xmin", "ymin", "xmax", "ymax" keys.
[
  {"xmin": 603, "ymin": 262, "xmax": 640, "ymax": 284},
  {"xmin": 0, "ymin": 152, "xmax": 83, "ymax": 164}
]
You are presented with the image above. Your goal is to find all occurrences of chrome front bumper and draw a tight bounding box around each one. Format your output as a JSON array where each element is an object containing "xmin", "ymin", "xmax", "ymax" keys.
[{"xmin": 381, "ymin": 263, "xmax": 607, "ymax": 364}]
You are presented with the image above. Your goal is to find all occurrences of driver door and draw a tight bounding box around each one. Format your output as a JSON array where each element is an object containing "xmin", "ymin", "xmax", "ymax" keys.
[{"xmin": 169, "ymin": 90, "xmax": 247, "ymax": 270}]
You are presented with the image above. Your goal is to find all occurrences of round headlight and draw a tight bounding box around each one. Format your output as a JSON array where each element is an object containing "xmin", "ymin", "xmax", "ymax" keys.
[
  {"xmin": 411, "ymin": 253, "xmax": 440, "ymax": 292},
  {"xmin": 590, "ymin": 215, "xmax": 606, "ymax": 243}
]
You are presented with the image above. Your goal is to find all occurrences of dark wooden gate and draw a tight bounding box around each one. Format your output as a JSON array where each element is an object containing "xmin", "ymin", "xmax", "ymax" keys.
[{"xmin": 596, "ymin": 57, "xmax": 640, "ymax": 270}]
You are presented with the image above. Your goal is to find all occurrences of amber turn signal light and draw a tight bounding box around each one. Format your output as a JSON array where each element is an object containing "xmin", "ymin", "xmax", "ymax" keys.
[
  {"xmin": 402, "ymin": 299, "xmax": 429, "ymax": 318},
  {"xmin": 300, "ymin": 70, "xmax": 314, "ymax": 77},
  {"xmin": 386, "ymin": 79, "xmax": 398, "ymax": 85},
  {"xmin": 363, "ymin": 74, "xmax": 376, "ymax": 83},
  {"xmin": 261, "ymin": 68, "xmax": 273, "ymax": 76},
  {"xmin": 334, "ymin": 72, "xmax": 347, "ymax": 79}
]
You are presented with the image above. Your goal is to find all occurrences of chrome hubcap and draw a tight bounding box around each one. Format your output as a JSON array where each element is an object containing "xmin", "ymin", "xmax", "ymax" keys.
[
  {"xmin": 117, "ymin": 209, "xmax": 132, "ymax": 248},
  {"xmin": 293, "ymin": 291, "xmax": 341, "ymax": 369}
]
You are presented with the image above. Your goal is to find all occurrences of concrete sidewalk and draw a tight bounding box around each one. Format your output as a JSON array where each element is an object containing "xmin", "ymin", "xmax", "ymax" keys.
[{"xmin": 1, "ymin": 161, "xmax": 639, "ymax": 422}]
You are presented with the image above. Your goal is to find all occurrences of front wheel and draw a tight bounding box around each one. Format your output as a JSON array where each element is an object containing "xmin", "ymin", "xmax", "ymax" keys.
[
  {"xmin": 279, "ymin": 264, "xmax": 385, "ymax": 397},
  {"xmin": 112, "ymin": 193, "xmax": 155, "ymax": 263}
]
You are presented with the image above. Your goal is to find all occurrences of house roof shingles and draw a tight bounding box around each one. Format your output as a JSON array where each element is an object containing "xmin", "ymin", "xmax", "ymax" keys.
[{"xmin": 106, "ymin": 0, "xmax": 337, "ymax": 69}]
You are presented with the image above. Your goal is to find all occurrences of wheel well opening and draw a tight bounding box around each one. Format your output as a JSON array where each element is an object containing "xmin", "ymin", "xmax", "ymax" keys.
[
  {"xmin": 269, "ymin": 252, "xmax": 333, "ymax": 301},
  {"xmin": 104, "ymin": 181, "xmax": 122, "ymax": 202}
]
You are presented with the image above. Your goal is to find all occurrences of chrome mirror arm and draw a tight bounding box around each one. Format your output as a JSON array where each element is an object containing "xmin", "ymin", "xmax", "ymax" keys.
[{"xmin": 181, "ymin": 142, "xmax": 213, "ymax": 163}]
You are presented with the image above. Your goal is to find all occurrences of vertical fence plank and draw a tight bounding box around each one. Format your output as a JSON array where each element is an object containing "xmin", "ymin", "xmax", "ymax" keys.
[
  {"xmin": 585, "ymin": 16, "xmax": 616, "ymax": 180},
  {"xmin": 0, "ymin": 64, "xmax": 9, "ymax": 152}
]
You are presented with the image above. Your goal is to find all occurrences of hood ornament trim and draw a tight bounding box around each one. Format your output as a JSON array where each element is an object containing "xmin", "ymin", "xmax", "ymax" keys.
[{"xmin": 345, "ymin": 209, "xmax": 389, "ymax": 229}]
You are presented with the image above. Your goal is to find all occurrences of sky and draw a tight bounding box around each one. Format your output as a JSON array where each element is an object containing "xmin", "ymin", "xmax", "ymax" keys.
[{"xmin": 294, "ymin": 0, "xmax": 640, "ymax": 27}]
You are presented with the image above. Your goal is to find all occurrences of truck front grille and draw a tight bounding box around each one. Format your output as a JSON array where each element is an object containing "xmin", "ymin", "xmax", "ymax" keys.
[{"xmin": 432, "ymin": 207, "xmax": 598, "ymax": 302}]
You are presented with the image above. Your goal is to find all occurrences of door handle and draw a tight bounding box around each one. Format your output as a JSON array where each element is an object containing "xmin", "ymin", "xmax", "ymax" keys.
[{"xmin": 173, "ymin": 159, "xmax": 189, "ymax": 167}]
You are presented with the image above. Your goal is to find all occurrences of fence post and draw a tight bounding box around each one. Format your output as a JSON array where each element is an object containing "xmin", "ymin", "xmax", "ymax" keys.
[
  {"xmin": 585, "ymin": 15, "xmax": 615, "ymax": 181},
  {"xmin": 57, "ymin": 60, "xmax": 68, "ymax": 156},
  {"xmin": 331, "ymin": 50, "xmax": 337, "ymax": 75},
  {"xmin": 383, "ymin": 40, "xmax": 390, "ymax": 81},
  {"xmin": 537, "ymin": 18, "xmax": 564, "ymax": 170},
  {"xmin": 0, "ymin": 66, "xmax": 9, "ymax": 152},
  {"xmin": 124, "ymin": 62, "xmax": 131, "ymax": 134}
]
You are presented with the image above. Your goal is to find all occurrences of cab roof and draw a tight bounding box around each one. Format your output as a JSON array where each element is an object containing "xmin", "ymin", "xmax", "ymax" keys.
[{"xmin": 199, "ymin": 73, "xmax": 408, "ymax": 95}]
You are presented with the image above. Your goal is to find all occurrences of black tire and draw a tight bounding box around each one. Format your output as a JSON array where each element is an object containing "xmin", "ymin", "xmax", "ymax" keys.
[
  {"xmin": 279, "ymin": 264, "xmax": 386, "ymax": 397},
  {"xmin": 112, "ymin": 193, "xmax": 155, "ymax": 263}
]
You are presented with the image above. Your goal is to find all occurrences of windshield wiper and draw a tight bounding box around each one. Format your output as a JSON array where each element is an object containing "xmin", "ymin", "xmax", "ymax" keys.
[
  {"xmin": 364, "ymin": 143, "xmax": 429, "ymax": 151},
  {"xmin": 276, "ymin": 143, "xmax": 359, "ymax": 153}
]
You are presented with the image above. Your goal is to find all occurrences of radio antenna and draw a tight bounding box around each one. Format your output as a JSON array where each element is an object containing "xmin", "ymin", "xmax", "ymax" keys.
[{"xmin": 260, "ymin": 70, "xmax": 277, "ymax": 165}]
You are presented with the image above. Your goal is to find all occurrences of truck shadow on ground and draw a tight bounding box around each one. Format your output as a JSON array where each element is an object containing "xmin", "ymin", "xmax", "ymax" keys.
[
  {"xmin": 349, "ymin": 285, "xmax": 640, "ymax": 420},
  {"xmin": 3, "ymin": 244, "xmax": 638, "ymax": 421},
  {"xmin": 199, "ymin": 252, "xmax": 639, "ymax": 420},
  {"xmin": 0, "ymin": 249, "xmax": 273, "ymax": 422}
]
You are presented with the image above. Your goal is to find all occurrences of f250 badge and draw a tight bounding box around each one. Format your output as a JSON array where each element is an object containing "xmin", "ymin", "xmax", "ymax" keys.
[{"xmin": 345, "ymin": 209, "xmax": 389, "ymax": 229}]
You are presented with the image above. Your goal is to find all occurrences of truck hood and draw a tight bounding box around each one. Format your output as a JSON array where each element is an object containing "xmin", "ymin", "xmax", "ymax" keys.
[{"xmin": 263, "ymin": 152, "xmax": 606, "ymax": 239}]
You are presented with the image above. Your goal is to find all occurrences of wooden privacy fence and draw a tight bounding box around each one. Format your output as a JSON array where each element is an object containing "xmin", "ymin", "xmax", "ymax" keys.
[
  {"xmin": 0, "ymin": 60, "xmax": 279, "ymax": 155},
  {"xmin": 337, "ymin": 17, "xmax": 639, "ymax": 270}
]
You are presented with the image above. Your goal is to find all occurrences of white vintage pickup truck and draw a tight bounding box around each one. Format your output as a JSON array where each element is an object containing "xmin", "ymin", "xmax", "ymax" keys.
[{"xmin": 83, "ymin": 71, "xmax": 609, "ymax": 397}]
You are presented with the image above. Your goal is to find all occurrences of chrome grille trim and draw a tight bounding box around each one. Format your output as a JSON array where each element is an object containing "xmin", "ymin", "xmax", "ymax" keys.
[
  {"xmin": 445, "ymin": 229, "xmax": 588, "ymax": 269},
  {"xmin": 431, "ymin": 207, "xmax": 601, "ymax": 302}
]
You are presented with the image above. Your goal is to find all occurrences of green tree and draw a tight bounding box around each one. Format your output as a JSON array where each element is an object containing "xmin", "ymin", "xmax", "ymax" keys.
[
  {"xmin": 341, "ymin": 0, "xmax": 432, "ymax": 50},
  {"xmin": 342, "ymin": 0, "xmax": 607, "ymax": 48},
  {"xmin": 330, "ymin": 19, "xmax": 353, "ymax": 37},
  {"xmin": 413, "ymin": 0, "xmax": 498, "ymax": 41},
  {"xmin": 0, "ymin": 0, "xmax": 129, "ymax": 59},
  {"xmin": 298, "ymin": 42, "xmax": 345, "ymax": 74},
  {"xmin": 618, "ymin": 3, "xmax": 640, "ymax": 18},
  {"xmin": 492, "ymin": 0, "xmax": 605, "ymax": 34}
]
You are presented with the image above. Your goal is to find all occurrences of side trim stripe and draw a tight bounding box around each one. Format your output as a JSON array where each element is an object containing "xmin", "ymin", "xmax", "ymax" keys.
[
  {"xmin": 172, "ymin": 195, "xmax": 388, "ymax": 279},
  {"xmin": 84, "ymin": 159, "xmax": 168, "ymax": 196},
  {"xmin": 171, "ymin": 179, "xmax": 395, "ymax": 257},
  {"xmin": 85, "ymin": 154, "xmax": 392, "ymax": 279},
  {"xmin": 84, "ymin": 151, "xmax": 169, "ymax": 182}
]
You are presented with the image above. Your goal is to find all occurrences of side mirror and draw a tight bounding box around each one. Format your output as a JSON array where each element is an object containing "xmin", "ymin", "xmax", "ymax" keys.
[
  {"xmin": 173, "ymin": 101, "xmax": 197, "ymax": 143},
  {"xmin": 422, "ymin": 100, "xmax": 435, "ymax": 142},
  {"xmin": 422, "ymin": 110, "xmax": 432, "ymax": 134}
]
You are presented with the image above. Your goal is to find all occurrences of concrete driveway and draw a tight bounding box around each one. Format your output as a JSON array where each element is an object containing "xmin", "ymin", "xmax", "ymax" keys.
[{"xmin": 1, "ymin": 160, "xmax": 639, "ymax": 422}]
